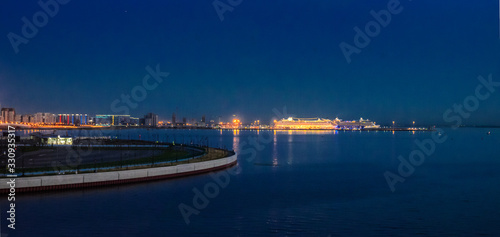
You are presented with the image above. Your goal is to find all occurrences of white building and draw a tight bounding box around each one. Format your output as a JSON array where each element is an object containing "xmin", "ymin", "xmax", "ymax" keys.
[
  {"xmin": 34, "ymin": 113, "xmax": 56, "ymax": 124},
  {"xmin": 43, "ymin": 135, "xmax": 73, "ymax": 145},
  {"xmin": 21, "ymin": 114, "xmax": 33, "ymax": 123}
]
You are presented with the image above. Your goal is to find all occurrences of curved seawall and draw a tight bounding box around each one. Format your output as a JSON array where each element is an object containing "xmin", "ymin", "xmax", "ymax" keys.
[{"xmin": 0, "ymin": 153, "xmax": 237, "ymax": 193}]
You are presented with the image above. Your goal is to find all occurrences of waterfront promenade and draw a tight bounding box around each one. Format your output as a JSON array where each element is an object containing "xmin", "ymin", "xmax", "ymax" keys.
[
  {"xmin": 0, "ymin": 138, "xmax": 238, "ymax": 193},
  {"xmin": 0, "ymin": 152, "xmax": 237, "ymax": 193}
]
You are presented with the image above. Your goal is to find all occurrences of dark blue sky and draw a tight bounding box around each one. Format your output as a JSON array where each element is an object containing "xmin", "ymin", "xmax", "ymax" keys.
[{"xmin": 1, "ymin": 0, "xmax": 499, "ymax": 125}]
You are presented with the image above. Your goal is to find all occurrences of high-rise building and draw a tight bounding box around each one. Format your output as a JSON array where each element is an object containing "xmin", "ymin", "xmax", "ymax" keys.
[
  {"xmin": 77, "ymin": 114, "xmax": 88, "ymax": 125},
  {"xmin": 1, "ymin": 108, "xmax": 16, "ymax": 123},
  {"xmin": 1, "ymin": 108, "xmax": 14, "ymax": 123},
  {"xmin": 202, "ymin": 115, "xmax": 206, "ymax": 123},
  {"xmin": 21, "ymin": 114, "xmax": 33, "ymax": 123},
  {"xmin": 144, "ymin": 113, "xmax": 158, "ymax": 127},
  {"xmin": 172, "ymin": 113, "xmax": 176, "ymax": 124},
  {"xmin": 34, "ymin": 113, "xmax": 56, "ymax": 124},
  {"xmin": 95, "ymin": 115, "xmax": 130, "ymax": 126},
  {"xmin": 57, "ymin": 114, "xmax": 88, "ymax": 125}
]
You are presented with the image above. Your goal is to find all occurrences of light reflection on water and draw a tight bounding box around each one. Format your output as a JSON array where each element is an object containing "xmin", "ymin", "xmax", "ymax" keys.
[
  {"xmin": 273, "ymin": 130, "xmax": 278, "ymax": 166},
  {"xmin": 275, "ymin": 130, "xmax": 337, "ymax": 135},
  {"xmin": 287, "ymin": 131, "xmax": 293, "ymax": 165},
  {"xmin": 232, "ymin": 130, "xmax": 239, "ymax": 154}
]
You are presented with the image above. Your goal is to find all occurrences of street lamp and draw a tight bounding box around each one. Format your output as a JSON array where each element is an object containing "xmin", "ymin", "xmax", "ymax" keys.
[{"xmin": 392, "ymin": 121, "xmax": 395, "ymax": 129}]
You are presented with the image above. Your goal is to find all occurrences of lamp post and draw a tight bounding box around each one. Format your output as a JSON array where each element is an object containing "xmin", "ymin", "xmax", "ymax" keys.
[
  {"xmin": 413, "ymin": 121, "xmax": 415, "ymax": 129},
  {"xmin": 392, "ymin": 121, "xmax": 395, "ymax": 130}
]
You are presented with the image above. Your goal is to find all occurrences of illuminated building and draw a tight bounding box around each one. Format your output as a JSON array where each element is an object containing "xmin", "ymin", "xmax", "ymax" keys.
[
  {"xmin": 58, "ymin": 114, "xmax": 88, "ymax": 125},
  {"xmin": 130, "ymin": 117, "xmax": 139, "ymax": 126},
  {"xmin": 249, "ymin": 120, "xmax": 261, "ymax": 129},
  {"xmin": 21, "ymin": 114, "xmax": 34, "ymax": 123},
  {"xmin": 219, "ymin": 117, "xmax": 242, "ymax": 129},
  {"xmin": 43, "ymin": 135, "xmax": 73, "ymax": 145},
  {"xmin": 34, "ymin": 113, "xmax": 56, "ymax": 124},
  {"xmin": 96, "ymin": 115, "xmax": 130, "ymax": 126},
  {"xmin": 231, "ymin": 118, "xmax": 242, "ymax": 128},
  {"xmin": 274, "ymin": 117, "xmax": 338, "ymax": 130}
]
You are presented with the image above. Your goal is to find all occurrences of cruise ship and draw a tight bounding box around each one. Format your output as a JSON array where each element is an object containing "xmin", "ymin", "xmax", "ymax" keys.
[
  {"xmin": 273, "ymin": 117, "xmax": 380, "ymax": 130},
  {"xmin": 274, "ymin": 117, "xmax": 338, "ymax": 130},
  {"xmin": 337, "ymin": 118, "xmax": 380, "ymax": 130}
]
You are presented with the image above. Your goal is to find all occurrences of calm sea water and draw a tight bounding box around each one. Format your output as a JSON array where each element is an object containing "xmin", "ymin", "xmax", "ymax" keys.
[{"xmin": 2, "ymin": 128, "xmax": 500, "ymax": 236}]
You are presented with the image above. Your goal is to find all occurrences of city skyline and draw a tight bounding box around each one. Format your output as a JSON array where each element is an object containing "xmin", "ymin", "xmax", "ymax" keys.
[{"xmin": 1, "ymin": 101, "xmax": 498, "ymax": 127}]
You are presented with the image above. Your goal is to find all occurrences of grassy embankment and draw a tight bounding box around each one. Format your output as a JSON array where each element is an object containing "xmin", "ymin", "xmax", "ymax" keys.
[{"xmin": 7, "ymin": 145, "xmax": 230, "ymax": 176}]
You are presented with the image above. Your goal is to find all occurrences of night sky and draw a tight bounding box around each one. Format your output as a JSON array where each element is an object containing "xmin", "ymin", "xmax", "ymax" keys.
[{"xmin": 1, "ymin": 0, "xmax": 499, "ymax": 126}]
